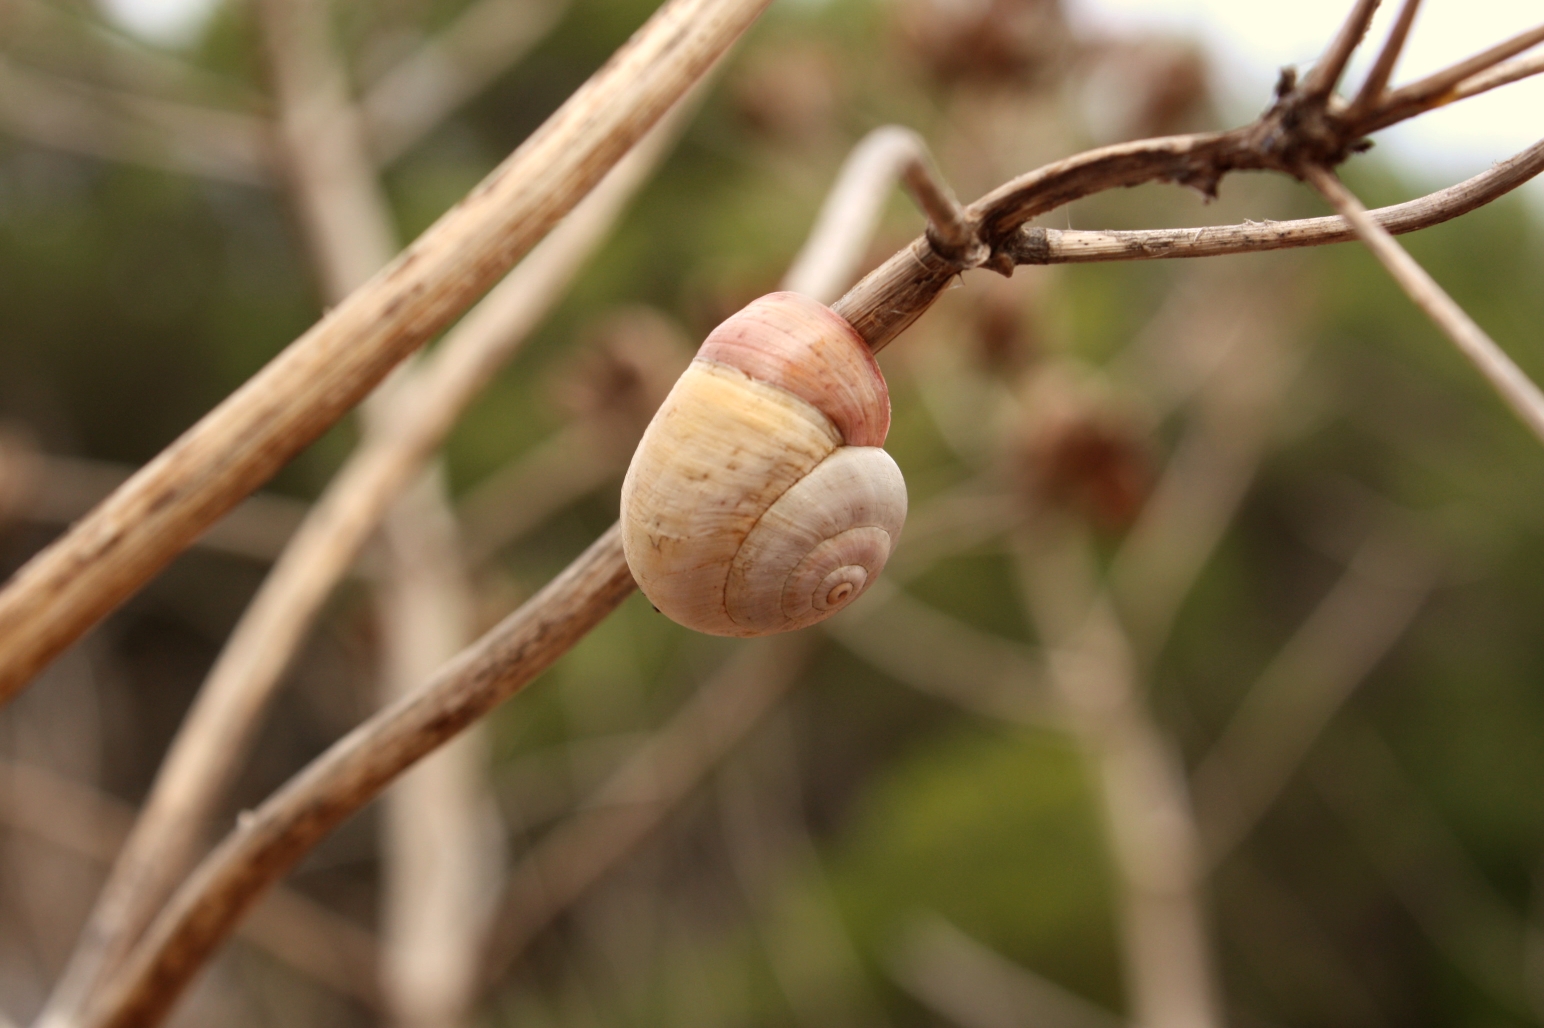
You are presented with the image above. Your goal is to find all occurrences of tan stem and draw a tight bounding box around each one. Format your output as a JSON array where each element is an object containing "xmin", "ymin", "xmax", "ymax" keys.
[
  {"xmin": 259, "ymin": 2, "xmax": 496, "ymax": 1025},
  {"xmin": 0, "ymin": 0, "xmax": 774, "ymax": 706}
]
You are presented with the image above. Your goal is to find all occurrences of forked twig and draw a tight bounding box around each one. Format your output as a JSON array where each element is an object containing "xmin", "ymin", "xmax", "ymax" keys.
[
  {"xmin": 1011, "ymin": 137, "xmax": 1544, "ymax": 265},
  {"xmin": 783, "ymin": 126, "xmax": 971, "ymax": 302}
]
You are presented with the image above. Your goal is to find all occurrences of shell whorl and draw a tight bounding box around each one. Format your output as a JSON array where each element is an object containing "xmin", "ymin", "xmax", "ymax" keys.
[{"xmin": 620, "ymin": 293, "xmax": 905, "ymax": 637}]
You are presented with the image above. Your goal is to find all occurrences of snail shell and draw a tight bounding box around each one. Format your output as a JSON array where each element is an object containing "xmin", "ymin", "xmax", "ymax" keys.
[{"xmin": 620, "ymin": 291, "xmax": 906, "ymax": 637}]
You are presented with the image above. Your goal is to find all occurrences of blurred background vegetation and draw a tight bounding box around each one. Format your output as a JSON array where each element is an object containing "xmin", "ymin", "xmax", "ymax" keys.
[{"xmin": 1, "ymin": 0, "xmax": 1542, "ymax": 1025}]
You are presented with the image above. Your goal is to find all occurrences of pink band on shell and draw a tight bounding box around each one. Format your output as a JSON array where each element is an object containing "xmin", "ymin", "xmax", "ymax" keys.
[{"xmin": 695, "ymin": 291, "xmax": 890, "ymax": 447}]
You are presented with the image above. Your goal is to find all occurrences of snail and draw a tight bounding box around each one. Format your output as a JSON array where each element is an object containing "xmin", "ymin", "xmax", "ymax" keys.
[{"xmin": 620, "ymin": 291, "xmax": 906, "ymax": 637}]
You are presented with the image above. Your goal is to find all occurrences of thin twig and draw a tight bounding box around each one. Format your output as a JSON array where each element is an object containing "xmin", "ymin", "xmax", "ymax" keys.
[
  {"xmin": 478, "ymin": 635, "xmax": 814, "ymax": 988},
  {"xmin": 1380, "ymin": 21, "xmax": 1544, "ymax": 114},
  {"xmin": 1190, "ymin": 525, "xmax": 1440, "ymax": 866},
  {"xmin": 1009, "ymin": 136, "xmax": 1544, "ymax": 265},
  {"xmin": 1303, "ymin": 164, "xmax": 1544, "ymax": 446},
  {"xmin": 0, "ymin": 0, "xmax": 774, "ymax": 704},
  {"xmin": 889, "ymin": 914, "xmax": 1129, "ymax": 1028},
  {"xmin": 360, "ymin": 0, "xmax": 569, "ymax": 166},
  {"xmin": 81, "ymin": 525, "xmax": 638, "ymax": 1028},
  {"xmin": 1349, "ymin": 0, "xmax": 1421, "ymax": 116},
  {"xmin": 1301, "ymin": 0, "xmax": 1383, "ymax": 99},
  {"xmin": 1452, "ymin": 50, "xmax": 1544, "ymax": 103},
  {"xmin": 782, "ymin": 125, "xmax": 977, "ymax": 301},
  {"xmin": 782, "ymin": 127, "xmax": 931, "ymax": 302}
]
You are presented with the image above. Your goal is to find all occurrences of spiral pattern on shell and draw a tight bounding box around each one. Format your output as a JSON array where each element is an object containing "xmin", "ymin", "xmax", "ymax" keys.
[{"xmin": 620, "ymin": 292, "xmax": 907, "ymax": 637}]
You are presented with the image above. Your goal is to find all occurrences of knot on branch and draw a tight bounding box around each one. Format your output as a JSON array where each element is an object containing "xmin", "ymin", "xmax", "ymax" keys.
[
  {"xmin": 1250, "ymin": 67, "xmax": 1374, "ymax": 176},
  {"xmin": 923, "ymin": 215, "xmax": 993, "ymax": 273}
]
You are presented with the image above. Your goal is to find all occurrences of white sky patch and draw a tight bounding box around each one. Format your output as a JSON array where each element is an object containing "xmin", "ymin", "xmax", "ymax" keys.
[
  {"xmin": 96, "ymin": 0, "xmax": 223, "ymax": 48},
  {"xmin": 1066, "ymin": 0, "xmax": 1544, "ymax": 210}
]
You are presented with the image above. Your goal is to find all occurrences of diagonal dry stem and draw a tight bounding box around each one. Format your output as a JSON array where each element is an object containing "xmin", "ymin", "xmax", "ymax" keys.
[
  {"xmin": 1302, "ymin": 164, "xmax": 1544, "ymax": 446},
  {"xmin": 0, "ymin": 0, "xmax": 774, "ymax": 706}
]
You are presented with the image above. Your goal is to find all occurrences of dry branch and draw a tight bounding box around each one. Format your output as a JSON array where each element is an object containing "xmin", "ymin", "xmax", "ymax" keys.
[
  {"xmin": 1298, "ymin": 0, "xmax": 1381, "ymax": 100},
  {"xmin": 0, "ymin": 0, "xmax": 774, "ymax": 704},
  {"xmin": 257, "ymin": 3, "xmax": 494, "ymax": 1026},
  {"xmin": 82, "ymin": 525, "xmax": 637, "ymax": 1028},
  {"xmin": 1011, "ymin": 137, "xmax": 1544, "ymax": 266},
  {"xmin": 1348, "ymin": 0, "xmax": 1421, "ymax": 116},
  {"xmin": 1371, "ymin": 20, "xmax": 1544, "ymax": 127}
]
